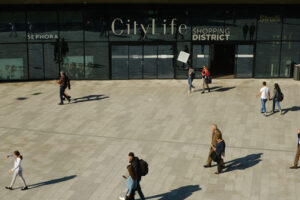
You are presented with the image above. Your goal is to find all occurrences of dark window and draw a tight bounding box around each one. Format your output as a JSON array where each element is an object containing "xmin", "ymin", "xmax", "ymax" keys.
[
  {"xmin": 0, "ymin": 11, "xmax": 26, "ymax": 43},
  {"xmin": 27, "ymin": 11, "xmax": 58, "ymax": 42},
  {"xmin": 255, "ymin": 42, "xmax": 280, "ymax": 77},
  {"xmin": 280, "ymin": 41, "xmax": 300, "ymax": 78},
  {"xmin": 59, "ymin": 10, "xmax": 83, "ymax": 41},
  {"xmin": 0, "ymin": 44, "xmax": 28, "ymax": 80},
  {"xmin": 85, "ymin": 42, "xmax": 109, "ymax": 79}
]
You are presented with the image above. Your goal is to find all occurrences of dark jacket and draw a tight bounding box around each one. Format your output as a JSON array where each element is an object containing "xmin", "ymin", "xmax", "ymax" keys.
[
  {"xmin": 216, "ymin": 140, "xmax": 226, "ymax": 155},
  {"xmin": 130, "ymin": 157, "xmax": 141, "ymax": 181}
]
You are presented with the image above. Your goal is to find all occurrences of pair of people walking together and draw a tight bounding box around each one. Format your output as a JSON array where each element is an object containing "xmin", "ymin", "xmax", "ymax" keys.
[
  {"xmin": 187, "ymin": 65, "xmax": 210, "ymax": 94},
  {"xmin": 256, "ymin": 81, "xmax": 284, "ymax": 116}
]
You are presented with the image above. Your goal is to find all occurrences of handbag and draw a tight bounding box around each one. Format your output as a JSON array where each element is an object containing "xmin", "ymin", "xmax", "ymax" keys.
[
  {"xmin": 205, "ymin": 76, "xmax": 212, "ymax": 84},
  {"xmin": 210, "ymin": 151, "xmax": 221, "ymax": 163}
]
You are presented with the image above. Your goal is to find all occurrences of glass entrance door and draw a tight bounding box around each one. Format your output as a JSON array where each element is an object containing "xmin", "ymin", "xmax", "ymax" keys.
[
  {"xmin": 235, "ymin": 45, "xmax": 254, "ymax": 78},
  {"xmin": 192, "ymin": 45, "xmax": 210, "ymax": 78},
  {"xmin": 111, "ymin": 44, "xmax": 174, "ymax": 79}
]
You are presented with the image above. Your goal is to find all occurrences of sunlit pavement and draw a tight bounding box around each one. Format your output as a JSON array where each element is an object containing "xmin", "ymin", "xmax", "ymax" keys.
[{"xmin": 0, "ymin": 79, "xmax": 299, "ymax": 200}]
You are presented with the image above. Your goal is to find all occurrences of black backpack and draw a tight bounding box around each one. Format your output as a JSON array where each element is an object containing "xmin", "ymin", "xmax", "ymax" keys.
[
  {"xmin": 64, "ymin": 75, "xmax": 71, "ymax": 90},
  {"xmin": 277, "ymin": 91, "xmax": 284, "ymax": 102},
  {"xmin": 139, "ymin": 159, "xmax": 148, "ymax": 176}
]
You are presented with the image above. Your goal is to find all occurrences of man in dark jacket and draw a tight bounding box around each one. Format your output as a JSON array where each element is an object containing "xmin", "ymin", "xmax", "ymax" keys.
[{"xmin": 128, "ymin": 152, "xmax": 145, "ymax": 200}]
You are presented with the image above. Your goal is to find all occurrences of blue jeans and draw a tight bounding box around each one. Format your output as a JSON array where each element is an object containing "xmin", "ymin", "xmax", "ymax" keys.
[
  {"xmin": 137, "ymin": 182, "xmax": 145, "ymax": 200},
  {"xmin": 261, "ymin": 98, "xmax": 267, "ymax": 113},
  {"xmin": 59, "ymin": 86, "xmax": 66, "ymax": 103},
  {"xmin": 272, "ymin": 98, "xmax": 281, "ymax": 111},
  {"xmin": 188, "ymin": 77, "xmax": 193, "ymax": 91}
]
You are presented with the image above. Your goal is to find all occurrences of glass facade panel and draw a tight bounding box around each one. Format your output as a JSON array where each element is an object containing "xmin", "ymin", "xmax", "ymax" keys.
[
  {"xmin": 112, "ymin": 45, "xmax": 128, "ymax": 79},
  {"xmin": 44, "ymin": 42, "xmax": 60, "ymax": 79},
  {"xmin": 255, "ymin": 42, "xmax": 280, "ymax": 77},
  {"xmin": 192, "ymin": 45, "xmax": 210, "ymax": 78},
  {"xmin": 27, "ymin": 11, "xmax": 58, "ymax": 42},
  {"xmin": 61, "ymin": 42, "xmax": 84, "ymax": 79},
  {"xmin": 28, "ymin": 43, "xmax": 44, "ymax": 79},
  {"xmin": 143, "ymin": 46, "xmax": 157, "ymax": 79},
  {"xmin": 175, "ymin": 42, "xmax": 191, "ymax": 79},
  {"xmin": 225, "ymin": 8, "xmax": 257, "ymax": 41},
  {"xmin": 59, "ymin": 10, "xmax": 83, "ymax": 41},
  {"xmin": 128, "ymin": 46, "xmax": 143, "ymax": 79},
  {"xmin": 257, "ymin": 9, "xmax": 282, "ymax": 41},
  {"xmin": 157, "ymin": 45, "xmax": 174, "ymax": 78},
  {"xmin": 84, "ymin": 11, "xmax": 109, "ymax": 41},
  {"xmin": 235, "ymin": 45, "xmax": 254, "ymax": 78},
  {"xmin": 0, "ymin": 44, "xmax": 28, "ymax": 80},
  {"xmin": 0, "ymin": 11, "xmax": 26, "ymax": 43},
  {"xmin": 85, "ymin": 42, "xmax": 109, "ymax": 80},
  {"xmin": 280, "ymin": 41, "xmax": 300, "ymax": 78}
]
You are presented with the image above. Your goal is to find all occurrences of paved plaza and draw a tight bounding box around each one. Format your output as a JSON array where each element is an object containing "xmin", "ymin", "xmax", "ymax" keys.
[{"xmin": 0, "ymin": 79, "xmax": 299, "ymax": 200}]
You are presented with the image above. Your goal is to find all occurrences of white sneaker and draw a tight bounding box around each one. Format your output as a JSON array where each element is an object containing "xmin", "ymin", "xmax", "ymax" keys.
[{"xmin": 119, "ymin": 197, "xmax": 125, "ymax": 200}]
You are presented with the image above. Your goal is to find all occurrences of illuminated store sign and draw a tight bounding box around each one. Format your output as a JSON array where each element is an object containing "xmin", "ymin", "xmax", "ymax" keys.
[
  {"xmin": 27, "ymin": 33, "xmax": 58, "ymax": 40},
  {"xmin": 192, "ymin": 27, "xmax": 230, "ymax": 41},
  {"xmin": 111, "ymin": 18, "xmax": 188, "ymax": 36}
]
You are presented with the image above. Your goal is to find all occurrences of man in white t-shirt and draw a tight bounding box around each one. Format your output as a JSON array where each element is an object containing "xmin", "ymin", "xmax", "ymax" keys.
[{"xmin": 256, "ymin": 81, "xmax": 270, "ymax": 117}]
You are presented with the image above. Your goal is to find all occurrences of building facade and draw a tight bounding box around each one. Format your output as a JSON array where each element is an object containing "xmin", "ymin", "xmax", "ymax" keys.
[{"xmin": 0, "ymin": 4, "xmax": 300, "ymax": 80}]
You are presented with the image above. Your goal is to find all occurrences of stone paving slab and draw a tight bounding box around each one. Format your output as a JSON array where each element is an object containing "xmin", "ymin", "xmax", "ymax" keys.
[{"xmin": 0, "ymin": 79, "xmax": 299, "ymax": 200}]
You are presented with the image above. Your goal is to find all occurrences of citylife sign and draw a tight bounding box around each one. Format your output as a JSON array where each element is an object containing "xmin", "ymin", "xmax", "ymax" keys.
[
  {"xmin": 111, "ymin": 18, "xmax": 188, "ymax": 36},
  {"xmin": 192, "ymin": 27, "xmax": 230, "ymax": 41}
]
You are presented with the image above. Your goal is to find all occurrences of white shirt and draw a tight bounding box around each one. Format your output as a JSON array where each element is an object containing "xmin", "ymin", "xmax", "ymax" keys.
[
  {"xmin": 260, "ymin": 86, "xmax": 269, "ymax": 99},
  {"xmin": 9, "ymin": 155, "xmax": 22, "ymax": 172}
]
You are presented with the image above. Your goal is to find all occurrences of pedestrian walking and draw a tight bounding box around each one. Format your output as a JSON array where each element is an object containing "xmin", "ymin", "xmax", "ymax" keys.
[
  {"xmin": 211, "ymin": 134, "xmax": 226, "ymax": 174},
  {"xmin": 55, "ymin": 71, "xmax": 71, "ymax": 105},
  {"xmin": 290, "ymin": 129, "xmax": 300, "ymax": 169},
  {"xmin": 204, "ymin": 124, "xmax": 224, "ymax": 168},
  {"xmin": 256, "ymin": 81, "xmax": 270, "ymax": 117},
  {"xmin": 119, "ymin": 165, "xmax": 137, "ymax": 200},
  {"xmin": 188, "ymin": 66, "xmax": 195, "ymax": 93},
  {"xmin": 271, "ymin": 83, "xmax": 283, "ymax": 114},
  {"xmin": 201, "ymin": 66, "xmax": 210, "ymax": 94},
  {"xmin": 5, "ymin": 151, "xmax": 28, "ymax": 191},
  {"xmin": 128, "ymin": 152, "xmax": 146, "ymax": 200}
]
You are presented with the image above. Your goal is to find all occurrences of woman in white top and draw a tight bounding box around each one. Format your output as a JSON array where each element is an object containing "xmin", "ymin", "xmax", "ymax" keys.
[{"xmin": 5, "ymin": 151, "xmax": 28, "ymax": 190}]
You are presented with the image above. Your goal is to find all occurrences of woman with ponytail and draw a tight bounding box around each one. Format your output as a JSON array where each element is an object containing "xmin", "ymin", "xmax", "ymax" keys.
[{"xmin": 5, "ymin": 151, "xmax": 28, "ymax": 190}]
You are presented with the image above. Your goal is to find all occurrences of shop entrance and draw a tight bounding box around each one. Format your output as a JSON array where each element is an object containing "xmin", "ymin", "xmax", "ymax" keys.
[{"xmin": 211, "ymin": 44, "xmax": 235, "ymax": 78}]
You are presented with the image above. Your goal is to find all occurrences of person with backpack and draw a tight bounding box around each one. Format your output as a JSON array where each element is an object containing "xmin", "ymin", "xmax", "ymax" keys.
[
  {"xmin": 201, "ymin": 65, "xmax": 210, "ymax": 94},
  {"xmin": 270, "ymin": 83, "xmax": 283, "ymax": 115},
  {"xmin": 55, "ymin": 71, "xmax": 71, "ymax": 105},
  {"xmin": 119, "ymin": 165, "xmax": 137, "ymax": 200},
  {"xmin": 5, "ymin": 151, "xmax": 28, "ymax": 191},
  {"xmin": 128, "ymin": 152, "xmax": 147, "ymax": 200},
  {"xmin": 187, "ymin": 66, "xmax": 195, "ymax": 93}
]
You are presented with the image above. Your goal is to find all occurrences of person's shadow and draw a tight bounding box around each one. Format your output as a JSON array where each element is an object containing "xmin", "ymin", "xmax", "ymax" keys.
[
  {"xmin": 281, "ymin": 106, "xmax": 300, "ymax": 115},
  {"xmin": 223, "ymin": 153, "xmax": 263, "ymax": 173},
  {"xmin": 144, "ymin": 185, "xmax": 201, "ymax": 200},
  {"xmin": 72, "ymin": 95, "xmax": 109, "ymax": 103},
  {"xmin": 27, "ymin": 175, "xmax": 77, "ymax": 190}
]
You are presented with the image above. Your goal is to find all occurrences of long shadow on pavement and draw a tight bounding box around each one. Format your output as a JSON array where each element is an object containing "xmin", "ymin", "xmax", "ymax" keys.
[
  {"xmin": 281, "ymin": 106, "xmax": 300, "ymax": 115},
  {"xmin": 72, "ymin": 95, "xmax": 109, "ymax": 103},
  {"xmin": 145, "ymin": 185, "xmax": 201, "ymax": 200},
  {"xmin": 223, "ymin": 153, "xmax": 263, "ymax": 173},
  {"xmin": 27, "ymin": 175, "xmax": 77, "ymax": 190},
  {"xmin": 194, "ymin": 86, "xmax": 235, "ymax": 93}
]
